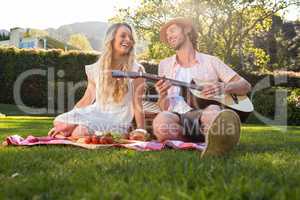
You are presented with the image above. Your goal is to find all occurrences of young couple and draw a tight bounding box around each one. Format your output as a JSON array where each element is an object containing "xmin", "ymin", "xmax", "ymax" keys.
[{"xmin": 48, "ymin": 18, "xmax": 251, "ymax": 156}]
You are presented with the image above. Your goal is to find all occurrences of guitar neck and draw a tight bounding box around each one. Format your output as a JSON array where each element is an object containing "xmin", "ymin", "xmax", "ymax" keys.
[
  {"xmin": 142, "ymin": 73, "xmax": 203, "ymax": 91},
  {"xmin": 111, "ymin": 70, "xmax": 203, "ymax": 91},
  {"xmin": 112, "ymin": 70, "xmax": 254, "ymax": 114}
]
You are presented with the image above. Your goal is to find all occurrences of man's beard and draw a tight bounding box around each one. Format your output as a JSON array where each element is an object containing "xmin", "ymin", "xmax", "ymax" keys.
[{"xmin": 173, "ymin": 36, "xmax": 186, "ymax": 51}]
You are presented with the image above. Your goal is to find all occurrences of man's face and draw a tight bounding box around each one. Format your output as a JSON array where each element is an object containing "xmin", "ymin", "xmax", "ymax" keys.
[{"xmin": 166, "ymin": 24, "xmax": 186, "ymax": 50}]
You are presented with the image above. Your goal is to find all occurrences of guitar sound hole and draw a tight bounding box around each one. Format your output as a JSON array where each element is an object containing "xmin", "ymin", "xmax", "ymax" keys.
[{"xmin": 231, "ymin": 94, "xmax": 239, "ymax": 104}]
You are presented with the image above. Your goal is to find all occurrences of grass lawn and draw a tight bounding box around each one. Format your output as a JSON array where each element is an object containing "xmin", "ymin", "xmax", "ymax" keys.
[{"xmin": 0, "ymin": 116, "xmax": 300, "ymax": 200}]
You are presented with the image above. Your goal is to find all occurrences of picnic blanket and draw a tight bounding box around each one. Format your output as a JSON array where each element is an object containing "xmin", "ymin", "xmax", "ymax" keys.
[{"xmin": 3, "ymin": 135, "xmax": 207, "ymax": 151}]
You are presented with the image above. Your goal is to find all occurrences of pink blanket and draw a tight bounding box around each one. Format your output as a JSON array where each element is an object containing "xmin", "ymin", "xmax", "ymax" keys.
[{"xmin": 3, "ymin": 135, "xmax": 207, "ymax": 151}]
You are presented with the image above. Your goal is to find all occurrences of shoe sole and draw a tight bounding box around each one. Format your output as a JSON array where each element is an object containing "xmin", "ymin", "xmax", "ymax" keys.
[{"xmin": 201, "ymin": 109, "xmax": 241, "ymax": 158}]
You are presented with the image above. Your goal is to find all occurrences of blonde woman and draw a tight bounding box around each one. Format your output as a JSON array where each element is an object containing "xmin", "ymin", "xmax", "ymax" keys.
[{"xmin": 48, "ymin": 23, "xmax": 146, "ymax": 139}]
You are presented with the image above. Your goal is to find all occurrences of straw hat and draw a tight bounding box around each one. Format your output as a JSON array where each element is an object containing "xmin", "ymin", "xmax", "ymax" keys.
[{"xmin": 160, "ymin": 18, "xmax": 195, "ymax": 43}]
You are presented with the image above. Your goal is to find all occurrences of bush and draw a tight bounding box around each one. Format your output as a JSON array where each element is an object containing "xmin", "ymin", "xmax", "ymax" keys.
[
  {"xmin": 250, "ymin": 87, "xmax": 300, "ymax": 125},
  {"xmin": 0, "ymin": 47, "xmax": 99, "ymax": 113},
  {"xmin": 287, "ymin": 88, "xmax": 300, "ymax": 125}
]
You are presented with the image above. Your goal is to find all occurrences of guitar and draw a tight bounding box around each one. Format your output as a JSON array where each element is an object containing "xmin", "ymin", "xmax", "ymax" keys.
[{"xmin": 112, "ymin": 70, "xmax": 254, "ymax": 121}]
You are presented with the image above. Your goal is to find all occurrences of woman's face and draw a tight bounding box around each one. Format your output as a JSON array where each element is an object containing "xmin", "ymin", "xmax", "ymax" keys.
[{"xmin": 113, "ymin": 25, "xmax": 134, "ymax": 56}]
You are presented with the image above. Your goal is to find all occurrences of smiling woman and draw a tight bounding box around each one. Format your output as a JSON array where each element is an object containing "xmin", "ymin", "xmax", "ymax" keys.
[
  {"xmin": 99, "ymin": 23, "xmax": 136, "ymax": 106},
  {"xmin": 47, "ymin": 22, "xmax": 147, "ymax": 140}
]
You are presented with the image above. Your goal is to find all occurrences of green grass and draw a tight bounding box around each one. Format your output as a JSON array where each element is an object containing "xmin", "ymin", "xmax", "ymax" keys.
[
  {"xmin": 0, "ymin": 104, "xmax": 27, "ymax": 116},
  {"xmin": 0, "ymin": 117, "xmax": 300, "ymax": 200},
  {"xmin": 0, "ymin": 104, "xmax": 55, "ymax": 116}
]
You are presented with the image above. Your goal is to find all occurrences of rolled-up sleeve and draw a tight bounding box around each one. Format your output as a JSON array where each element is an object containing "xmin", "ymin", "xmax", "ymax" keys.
[{"xmin": 212, "ymin": 57, "xmax": 237, "ymax": 83}]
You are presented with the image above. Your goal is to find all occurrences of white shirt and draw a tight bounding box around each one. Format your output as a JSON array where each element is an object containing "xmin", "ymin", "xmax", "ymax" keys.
[
  {"xmin": 168, "ymin": 66, "xmax": 194, "ymax": 114},
  {"xmin": 158, "ymin": 52, "xmax": 237, "ymax": 114}
]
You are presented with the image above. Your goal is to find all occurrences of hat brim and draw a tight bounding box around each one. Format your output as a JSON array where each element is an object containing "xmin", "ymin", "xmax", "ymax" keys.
[{"xmin": 160, "ymin": 18, "xmax": 193, "ymax": 44}]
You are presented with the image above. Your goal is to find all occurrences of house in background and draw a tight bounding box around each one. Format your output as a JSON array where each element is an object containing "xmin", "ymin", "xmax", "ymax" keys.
[{"xmin": 0, "ymin": 27, "xmax": 78, "ymax": 50}]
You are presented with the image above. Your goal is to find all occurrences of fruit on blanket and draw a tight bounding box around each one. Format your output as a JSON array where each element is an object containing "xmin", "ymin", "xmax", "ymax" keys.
[
  {"xmin": 83, "ymin": 132, "xmax": 117, "ymax": 144},
  {"xmin": 84, "ymin": 136, "xmax": 92, "ymax": 144},
  {"xmin": 99, "ymin": 134, "xmax": 113, "ymax": 144},
  {"xmin": 129, "ymin": 132, "xmax": 146, "ymax": 141},
  {"xmin": 77, "ymin": 138, "xmax": 86, "ymax": 144},
  {"xmin": 91, "ymin": 135, "xmax": 99, "ymax": 144},
  {"xmin": 103, "ymin": 135, "xmax": 114, "ymax": 144},
  {"xmin": 99, "ymin": 136, "xmax": 107, "ymax": 144},
  {"xmin": 110, "ymin": 132, "xmax": 126, "ymax": 142}
]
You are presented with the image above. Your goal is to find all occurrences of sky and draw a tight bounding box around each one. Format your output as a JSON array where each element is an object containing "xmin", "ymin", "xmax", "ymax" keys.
[
  {"xmin": 0, "ymin": 0, "xmax": 139, "ymax": 30},
  {"xmin": 0, "ymin": 0, "xmax": 299, "ymax": 30}
]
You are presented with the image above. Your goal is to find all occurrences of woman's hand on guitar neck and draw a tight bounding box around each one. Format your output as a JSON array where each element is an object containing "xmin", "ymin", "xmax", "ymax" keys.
[
  {"xmin": 201, "ymin": 82, "xmax": 226, "ymax": 98},
  {"xmin": 155, "ymin": 79, "xmax": 172, "ymax": 98}
]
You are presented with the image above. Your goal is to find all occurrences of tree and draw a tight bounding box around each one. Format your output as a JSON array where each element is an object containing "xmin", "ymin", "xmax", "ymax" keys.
[
  {"xmin": 110, "ymin": 0, "xmax": 177, "ymax": 61},
  {"xmin": 111, "ymin": 0, "xmax": 299, "ymax": 71},
  {"xmin": 0, "ymin": 32, "xmax": 9, "ymax": 41},
  {"xmin": 68, "ymin": 34, "xmax": 93, "ymax": 51},
  {"xmin": 254, "ymin": 16, "xmax": 300, "ymax": 71},
  {"xmin": 24, "ymin": 29, "xmax": 49, "ymax": 38}
]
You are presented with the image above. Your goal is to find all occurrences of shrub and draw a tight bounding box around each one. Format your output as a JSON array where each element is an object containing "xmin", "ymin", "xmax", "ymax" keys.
[{"xmin": 0, "ymin": 47, "xmax": 99, "ymax": 113}]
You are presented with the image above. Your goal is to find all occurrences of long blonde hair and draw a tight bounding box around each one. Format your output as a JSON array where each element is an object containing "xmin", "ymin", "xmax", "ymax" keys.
[{"xmin": 98, "ymin": 23, "xmax": 136, "ymax": 107}]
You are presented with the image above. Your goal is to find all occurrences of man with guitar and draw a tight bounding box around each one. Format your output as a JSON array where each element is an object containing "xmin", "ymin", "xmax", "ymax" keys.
[{"xmin": 153, "ymin": 18, "xmax": 252, "ymax": 156}]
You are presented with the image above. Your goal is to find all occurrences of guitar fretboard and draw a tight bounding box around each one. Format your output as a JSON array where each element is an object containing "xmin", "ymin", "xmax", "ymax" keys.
[
  {"xmin": 112, "ymin": 70, "xmax": 203, "ymax": 91},
  {"xmin": 142, "ymin": 73, "xmax": 203, "ymax": 91}
]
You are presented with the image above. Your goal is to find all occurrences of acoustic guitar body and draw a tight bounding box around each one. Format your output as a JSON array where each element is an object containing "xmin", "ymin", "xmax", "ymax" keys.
[{"xmin": 182, "ymin": 87, "xmax": 253, "ymax": 122}]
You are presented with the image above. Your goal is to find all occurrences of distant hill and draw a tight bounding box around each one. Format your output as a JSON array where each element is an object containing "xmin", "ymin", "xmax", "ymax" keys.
[
  {"xmin": 46, "ymin": 21, "xmax": 108, "ymax": 51},
  {"xmin": 1, "ymin": 22, "xmax": 147, "ymax": 52}
]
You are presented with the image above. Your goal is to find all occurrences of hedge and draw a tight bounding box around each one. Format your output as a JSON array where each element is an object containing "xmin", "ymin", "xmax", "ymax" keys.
[
  {"xmin": 0, "ymin": 47, "xmax": 99, "ymax": 113},
  {"xmin": 246, "ymin": 87, "xmax": 300, "ymax": 125}
]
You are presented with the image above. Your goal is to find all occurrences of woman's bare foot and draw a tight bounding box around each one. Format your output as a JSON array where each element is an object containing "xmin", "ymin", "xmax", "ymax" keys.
[
  {"xmin": 47, "ymin": 127, "xmax": 70, "ymax": 139},
  {"xmin": 47, "ymin": 128, "xmax": 56, "ymax": 136}
]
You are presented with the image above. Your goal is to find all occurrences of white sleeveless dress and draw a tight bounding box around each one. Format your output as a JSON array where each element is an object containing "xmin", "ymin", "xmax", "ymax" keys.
[{"xmin": 54, "ymin": 60, "xmax": 144, "ymax": 134}]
